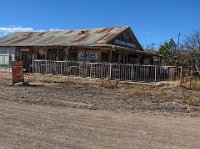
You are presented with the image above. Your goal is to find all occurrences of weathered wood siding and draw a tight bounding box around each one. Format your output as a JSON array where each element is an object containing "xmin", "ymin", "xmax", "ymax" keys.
[{"xmin": 109, "ymin": 28, "xmax": 143, "ymax": 51}]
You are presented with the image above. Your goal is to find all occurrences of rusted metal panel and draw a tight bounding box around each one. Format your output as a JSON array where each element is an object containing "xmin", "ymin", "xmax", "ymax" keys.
[
  {"xmin": 0, "ymin": 27, "xmax": 128, "ymax": 47},
  {"xmin": 73, "ymin": 34, "xmax": 89, "ymax": 43},
  {"xmin": 102, "ymin": 33, "xmax": 119, "ymax": 42},
  {"xmin": 0, "ymin": 26, "xmax": 144, "ymax": 52}
]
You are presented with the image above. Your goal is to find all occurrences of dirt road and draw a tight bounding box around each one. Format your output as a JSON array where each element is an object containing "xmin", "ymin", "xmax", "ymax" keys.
[
  {"xmin": 0, "ymin": 100, "xmax": 200, "ymax": 149},
  {"xmin": 0, "ymin": 78, "xmax": 200, "ymax": 148}
]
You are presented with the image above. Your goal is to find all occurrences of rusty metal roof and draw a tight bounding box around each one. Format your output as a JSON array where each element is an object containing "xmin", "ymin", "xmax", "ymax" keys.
[{"xmin": 0, "ymin": 26, "xmax": 129, "ymax": 47}]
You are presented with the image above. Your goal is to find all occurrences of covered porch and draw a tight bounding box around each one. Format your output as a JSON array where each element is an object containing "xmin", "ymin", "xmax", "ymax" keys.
[{"xmin": 15, "ymin": 45, "xmax": 154, "ymax": 71}]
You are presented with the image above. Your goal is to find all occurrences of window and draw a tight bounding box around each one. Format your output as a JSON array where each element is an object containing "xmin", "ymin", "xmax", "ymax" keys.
[{"xmin": 0, "ymin": 54, "xmax": 10, "ymax": 65}]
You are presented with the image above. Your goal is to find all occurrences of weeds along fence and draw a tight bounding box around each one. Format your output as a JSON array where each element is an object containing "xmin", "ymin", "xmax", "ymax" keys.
[
  {"xmin": 32, "ymin": 60, "xmax": 182, "ymax": 83},
  {"xmin": 180, "ymin": 69, "xmax": 200, "ymax": 89}
]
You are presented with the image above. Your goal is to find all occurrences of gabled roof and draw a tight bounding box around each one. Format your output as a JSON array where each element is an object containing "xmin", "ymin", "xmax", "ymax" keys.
[
  {"xmin": 0, "ymin": 26, "xmax": 143, "ymax": 51},
  {"xmin": 0, "ymin": 27, "xmax": 127, "ymax": 46}
]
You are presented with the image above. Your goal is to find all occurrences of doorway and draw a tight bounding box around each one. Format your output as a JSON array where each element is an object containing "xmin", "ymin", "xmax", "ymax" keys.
[{"xmin": 21, "ymin": 51, "xmax": 32, "ymax": 71}]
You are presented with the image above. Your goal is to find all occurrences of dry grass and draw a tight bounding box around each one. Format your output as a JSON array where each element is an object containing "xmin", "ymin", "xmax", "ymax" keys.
[
  {"xmin": 2, "ymin": 71, "xmax": 200, "ymax": 107},
  {"xmin": 182, "ymin": 77, "xmax": 200, "ymax": 90},
  {"xmin": 191, "ymin": 80, "xmax": 200, "ymax": 90},
  {"xmin": 182, "ymin": 89, "xmax": 200, "ymax": 106},
  {"xmin": 0, "ymin": 71, "xmax": 12, "ymax": 80}
]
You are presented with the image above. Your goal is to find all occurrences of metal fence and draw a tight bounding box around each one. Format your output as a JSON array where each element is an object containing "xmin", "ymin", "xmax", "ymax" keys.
[
  {"xmin": 0, "ymin": 65, "xmax": 12, "ymax": 72},
  {"xmin": 32, "ymin": 60, "xmax": 182, "ymax": 83}
]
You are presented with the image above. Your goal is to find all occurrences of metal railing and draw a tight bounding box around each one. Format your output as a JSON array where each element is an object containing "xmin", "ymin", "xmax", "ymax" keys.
[
  {"xmin": 0, "ymin": 65, "xmax": 12, "ymax": 72},
  {"xmin": 32, "ymin": 60, "xmax": 182, "ymax": 83}
]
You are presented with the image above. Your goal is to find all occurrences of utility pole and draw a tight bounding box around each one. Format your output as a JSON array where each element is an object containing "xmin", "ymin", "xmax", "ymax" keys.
[
  {"xmin": 174, "ymin": 33, "xmax": 181, "ymax": 65},
  {"xmin": 178, "ymin": 33, "xmax": 181, "ymax": 47},
  {"xmin": 177, "ymin": 33, "xmax": 182, "ymax": 87}
]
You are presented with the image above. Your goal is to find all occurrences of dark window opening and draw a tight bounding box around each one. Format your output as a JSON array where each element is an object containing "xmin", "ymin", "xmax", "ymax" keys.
[
  {"xmin": 47, "ymin": 49, "xmax": 56, "ymax": 60},
  {"xmin": 38, "ymin": 53, "xmax": 45, "ymax": 60},
  {"xmin": 101, "ymin": 52, "xmax": 109, "ymax": 62},
  {"xmin": 112, "ymin": 52, "xmax": 119, "ymax": 63},
  {"xmin": 58, "ymin": 50, "xmax": 65, "ymax": 61},
  {"xmin": 69, "ymin": 50, "xmax": 78, "ymax": 61}
]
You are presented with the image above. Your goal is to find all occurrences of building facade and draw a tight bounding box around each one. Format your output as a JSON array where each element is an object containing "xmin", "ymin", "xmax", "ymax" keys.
[{"xmin": 0, "ymin": 26, "xmax": 154, "ymax": 71}]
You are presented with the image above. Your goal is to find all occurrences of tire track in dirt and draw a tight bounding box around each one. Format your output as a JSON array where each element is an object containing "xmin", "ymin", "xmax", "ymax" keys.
[
  {"xmin": 0, "ymin": 100, "xmax": 199, "ymax": 132},
  {"xmin": 0, "ymin": 101, "xmax": 139, "ymax": 148},
  {"xmin": 1, "ymin": 81, "xmax": 200, "ymax": 148},
  {"xmin": 0, "ymin": 102, "xmax": 140, "ymax": 148},
  {"xmin": 1, "ymin": 100, "xmax": 200, "ymax": 148}
]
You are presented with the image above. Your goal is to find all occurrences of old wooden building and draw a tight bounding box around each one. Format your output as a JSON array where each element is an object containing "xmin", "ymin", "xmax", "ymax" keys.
[{"xmin": 0, "ymin": 26, "xmax": 154, "ymax": 71}]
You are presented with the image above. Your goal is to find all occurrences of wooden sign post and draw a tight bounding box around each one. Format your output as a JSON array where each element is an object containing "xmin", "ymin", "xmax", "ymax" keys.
[{"xmin": 12, "ymin": 61, "xmax": 24, "ymax": 85}]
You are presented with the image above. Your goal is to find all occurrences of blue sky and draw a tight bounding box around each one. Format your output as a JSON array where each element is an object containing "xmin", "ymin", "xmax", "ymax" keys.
[{"xmin": 0, "ymin": 0, "xmax": 199, "ymax": 49}]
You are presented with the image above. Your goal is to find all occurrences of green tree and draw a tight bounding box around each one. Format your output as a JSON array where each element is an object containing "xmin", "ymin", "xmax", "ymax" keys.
[{"xmin": 159, "ymin": 39, "xmax": 177, "ymax": 65}]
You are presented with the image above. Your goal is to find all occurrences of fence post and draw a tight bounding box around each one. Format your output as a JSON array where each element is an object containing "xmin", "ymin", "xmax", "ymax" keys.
[
  {"xmin": 90, "ymin": 63, "xmax": 92, "ymax": 78},
  {"xmin": 155, "ymin": 65, "xmax": 157, "ymax": 83},
  {"xmin": 179, "ymin": 66, "xmax": 183, "ymax": 88},
  {"xmin": 32, "ymin": 61, "xmax": 34, "ymax": 73},
  {"xmin": 109, "ymin": 63, "xmax": 112, "ymax": 79},
  {"xmin": 61, "ymin": 62, "xmax": 63, "ymax": 75},
  {"xmin": 45, "ymin": 60, "xmax": 48, "ymax": 74}
]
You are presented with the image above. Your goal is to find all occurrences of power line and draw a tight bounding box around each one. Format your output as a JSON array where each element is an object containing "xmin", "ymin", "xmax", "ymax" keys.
[
  {"xmin": 178, "ymin": 33, "xmax": 181, "ymax": 46},
  {"xmin": 147, "ymin": 33, "xmax": 190, "ymax": 49},
  {"xmin": 153, "ymin": 33, "xmax": 189, "ymax": 47},
  {"xmin": 180, "ymin": 33, "xmax": 189, "ymax": 38},
  {"xmin": 154, "ymin": 34, "xmax": 179, "ymax": 46}
]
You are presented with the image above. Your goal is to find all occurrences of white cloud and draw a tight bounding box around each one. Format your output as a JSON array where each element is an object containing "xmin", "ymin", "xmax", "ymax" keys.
[
  {"xmin": 0, "ymin": 26, "xmax": 34, "ymax": 37},
  {"xmin": 0, "ymin": 26, "xmax": 33, "ymax": 33},
  {"xmin": 144, "ymin": 32, "xmax": 152, "ymax": 35},
  {"xmin": 49, "ymin": 28, "xmax": 63, "ymax": 31},
  {"xmin": 0, "ymin": 26, "xmax": 63, "ymax": 37}
]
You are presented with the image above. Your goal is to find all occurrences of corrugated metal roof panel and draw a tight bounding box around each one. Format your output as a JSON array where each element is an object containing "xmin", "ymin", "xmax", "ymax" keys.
[{"xmin": 0, "ymin": 26, "xmax": 128, "ymax": 47}]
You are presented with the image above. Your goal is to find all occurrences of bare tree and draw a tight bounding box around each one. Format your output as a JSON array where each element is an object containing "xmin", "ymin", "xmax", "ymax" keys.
[
  {"xmin": 183, "ymin": 30, "xmax": 200, "ymax": 72},
  {"xmin": 143, "ymin": 43, "xmax": 156, "ymax": 51}
]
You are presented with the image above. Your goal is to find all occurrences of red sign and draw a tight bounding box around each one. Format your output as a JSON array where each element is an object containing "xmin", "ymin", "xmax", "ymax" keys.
[{"xmin": 12, "ymin": 61, "xmax": 24, "ymax": 84}]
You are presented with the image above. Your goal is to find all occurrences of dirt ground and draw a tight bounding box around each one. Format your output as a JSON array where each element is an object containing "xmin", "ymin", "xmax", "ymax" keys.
[{"xmin": 0, "ymin": 77, "xmax": 200, "ymax": 149}]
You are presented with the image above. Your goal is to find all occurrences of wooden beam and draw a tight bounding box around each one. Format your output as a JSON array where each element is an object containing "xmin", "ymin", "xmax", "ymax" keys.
[
  {"xmin": 126, "ymin": 53, "xmax": 129, "ymax": 63},
  {"xmin": 44, "ymin": 47, "xmax": 48, "ymax": 60},
  {"xmin": 123, "ymin": 52, "xmax": 126, "ymax": 63},
  {"xmin": 56, "ymin": 48, "xmax": 59, "ymax": 61},
  {"xmin": 109, "ymin": 50, "xmax": 112, "ymax": 63}
]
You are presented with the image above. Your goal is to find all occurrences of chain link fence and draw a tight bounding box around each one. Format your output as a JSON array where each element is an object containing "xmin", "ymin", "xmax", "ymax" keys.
[{"xmin": 32, "ymin": 60, "xmax": 182, "ymax": 83}]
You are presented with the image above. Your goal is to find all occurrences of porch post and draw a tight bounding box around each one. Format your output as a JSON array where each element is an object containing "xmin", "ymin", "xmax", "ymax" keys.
[
  {"xmin": 44, "ymin": 47, "xmax": 47, "ymax": 60},
  {"xmin": 126, "ymin": 53, "xmax": 129, "ymax": 63},
  {"xmin": 109, "ymin": 50, "xmax": 112, "ymax": 63},
  {"xmin": 32, "ymin": 47, "xmax": 36, "ymax": 73},
  {"xmin": 56, "ymin": 47, "xmax": 59, "ymax": 61},
  {"xmin": 84, "ymin": 48, "xmax": 86, "ymax": 62},
  {"xmin": 118, "ymin": 51, "xmax": 121, "ymax": 63},
  {"xmin": 139, "ymin": 54, "xmax": 142, "ymax": 65},
  {"xmin": 123, "ymin": 52, "xmax": 126, "ymax": 63}
]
